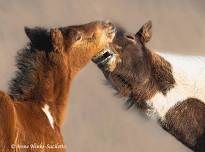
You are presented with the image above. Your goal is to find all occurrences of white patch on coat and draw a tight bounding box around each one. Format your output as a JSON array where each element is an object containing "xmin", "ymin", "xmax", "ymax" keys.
[
  {"xmin": 42, "ymin": 104, "xmax": 54, "ymax": 129},
  {"xmin": 147, "ymin": 52, "xmax": 205, "ymax": 120}
]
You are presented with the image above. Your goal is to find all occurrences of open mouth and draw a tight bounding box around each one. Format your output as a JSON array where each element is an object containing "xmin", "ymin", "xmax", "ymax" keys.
[{"xmin": 92, "ymin": 48, "xmax": 115, "ymax": 65}]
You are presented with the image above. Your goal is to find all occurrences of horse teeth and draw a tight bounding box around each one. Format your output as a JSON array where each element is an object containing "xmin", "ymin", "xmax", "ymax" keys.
[{"xmin": 92, "ymin": 48, "xmax": 115, "ymax": 63}]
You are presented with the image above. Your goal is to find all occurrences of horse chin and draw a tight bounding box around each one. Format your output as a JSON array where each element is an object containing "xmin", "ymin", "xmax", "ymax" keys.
[{"xmin": 92, "ymin": 48, "xmax": 120, "ymax": 72}]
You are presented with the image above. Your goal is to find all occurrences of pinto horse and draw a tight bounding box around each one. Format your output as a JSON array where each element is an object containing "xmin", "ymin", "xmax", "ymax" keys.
[
  {"xmin": 93, "ymin": 21, "xmax": 205, "ymax": 152},
  {"xmin": 0, "ymin": 21, "xmax": 116, "ymax": 152}
]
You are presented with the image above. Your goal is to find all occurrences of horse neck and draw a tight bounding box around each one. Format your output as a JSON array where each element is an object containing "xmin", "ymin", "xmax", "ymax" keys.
[
  {"xmin": 46, "ymin": 64, "xmax": 72, "ymax": 126},
  {"xmin": 129, "ymin": 50, "xmax": 176, "ymax": 111},
  {"xmin": 9, "ymin": 49, "xmax": 73, "ymax": 126},
  {"xmin": 148, "ymin": 50, "xmax": 176, "ymax": 94}
]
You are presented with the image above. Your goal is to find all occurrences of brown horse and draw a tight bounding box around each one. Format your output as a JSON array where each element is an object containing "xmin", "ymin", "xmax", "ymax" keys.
[
  {"xmin": 0, "ymin": 21, "xmax": 116, "ymax": 152},
  {"xmin": 93, "ymin": 21, "xmax": 205, "ymax": 151}
]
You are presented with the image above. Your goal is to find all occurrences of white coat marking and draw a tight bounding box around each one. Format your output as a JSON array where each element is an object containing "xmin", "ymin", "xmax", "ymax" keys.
[
  {"xmin": 147, "ymin": 52, "xmax": 205, "ymax": 120},
  {"xmin": 42, "ymin": 104, "xmax": 54, "ymax": 129}
]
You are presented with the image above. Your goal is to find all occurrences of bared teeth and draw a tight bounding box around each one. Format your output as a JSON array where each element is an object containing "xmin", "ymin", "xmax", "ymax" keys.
[
  {"xmin": 92, "ymin": 48, "xmax": 115, "ymax": 64},
  {"xmin": 93, "ymin": 48, "xmax": 111, "ymax": 60}
]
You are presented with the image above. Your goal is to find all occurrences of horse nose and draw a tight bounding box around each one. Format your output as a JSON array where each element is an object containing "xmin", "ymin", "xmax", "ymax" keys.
[
  {"xmin": 101, "ymin": 20, "xmax": 115, "ymax": 29},
  {"xmin": 101, "ymin": 20, "xmax": 116, "ymax": 34},
  {"xmin": 104, "ymin": 20, "xmax": 112, "ymax": 26}
]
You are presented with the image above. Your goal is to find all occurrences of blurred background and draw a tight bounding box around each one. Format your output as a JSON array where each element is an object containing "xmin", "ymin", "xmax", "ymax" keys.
[{"xmin": 0, "ymin": 0, "xmax": 205, "ymax": 151}]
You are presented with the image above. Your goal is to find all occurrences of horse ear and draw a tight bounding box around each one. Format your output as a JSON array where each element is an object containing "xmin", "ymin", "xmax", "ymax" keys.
[
  {"xmin": 24, "ymin": 27, "xmax": 38, "ymax": 42},
  {"xmin": 24, "ymin": 27, "xmax": 52, "ymax": 51},
  {"xmin": 51, "ymin": 28, "xmax": 64, "ymax": 53},
  {"xmin": 135, "ymin": 21, "xmax": 152, "ymax": 43}
]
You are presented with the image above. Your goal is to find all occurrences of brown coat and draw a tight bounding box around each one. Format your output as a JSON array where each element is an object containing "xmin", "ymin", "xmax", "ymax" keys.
[{"xmin": 0, "ymin": 21, "xmax": 115, "ymax": 152}]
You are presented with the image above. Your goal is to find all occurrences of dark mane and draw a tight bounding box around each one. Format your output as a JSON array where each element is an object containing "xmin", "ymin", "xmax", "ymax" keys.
[
  {"xmin": 9, "ymin": 46, "xmax": 44, "ymax": 101},
  {"xmin": 9, "ymin": 27, "xmax": 54, "ymax": 101}
]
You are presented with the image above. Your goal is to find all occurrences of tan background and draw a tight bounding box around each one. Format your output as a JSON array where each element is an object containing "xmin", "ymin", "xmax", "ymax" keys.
[{"xmin": 0, "ymin": 0, "xmax": 205, "ymax": 151}]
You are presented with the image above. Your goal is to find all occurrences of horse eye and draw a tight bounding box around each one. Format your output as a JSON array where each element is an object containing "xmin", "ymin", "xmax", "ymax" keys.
[
  {"xmin": 75, "ymin": 33, "xmax": 82, "ymax": 41},
  {"xmin": 125, "ymin": 34, "xmax": 135, "ymax": 40},
  {"xmin": 91, "ymin": 33, "xmax": 95, "ymax": 39},
  {"xmin": 87, "ymin": 33, "xmax": 95, "ymax": 41}
]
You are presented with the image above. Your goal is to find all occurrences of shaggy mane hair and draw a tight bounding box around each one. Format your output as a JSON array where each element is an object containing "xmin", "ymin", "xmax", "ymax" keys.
[{"xmin": 8, "ymin": 27, "xmax": 54, "ymax": 101}]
